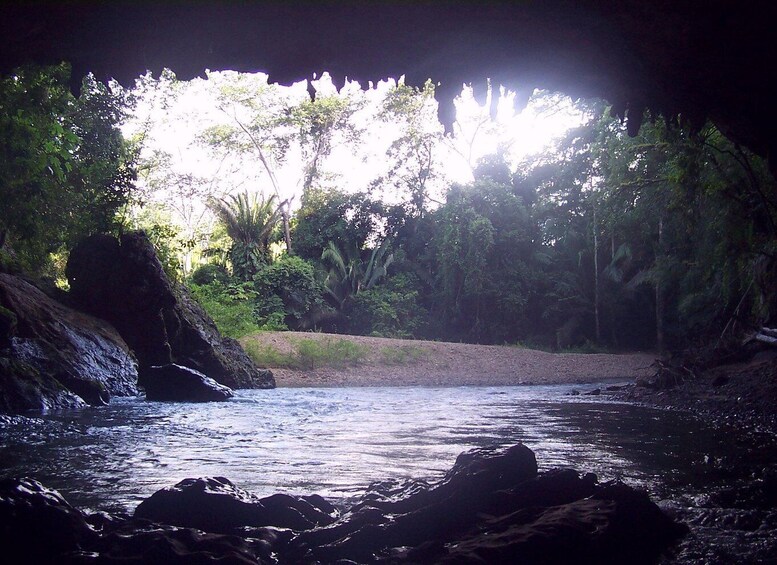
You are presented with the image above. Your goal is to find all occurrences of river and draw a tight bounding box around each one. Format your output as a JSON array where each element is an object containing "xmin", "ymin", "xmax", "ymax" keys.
[{"xmin": 2, "ymin": 383, "xmax": 777, "ymax": 563}]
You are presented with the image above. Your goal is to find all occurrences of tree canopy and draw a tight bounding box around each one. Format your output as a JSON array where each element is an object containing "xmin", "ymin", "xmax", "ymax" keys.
[
  {"xmin": 0, "ymin": 64, "xmax": 135, "ymax": 271},
  {"xmin": 5, "ymin": 64, "xmax": 774, "ymax": 354}
]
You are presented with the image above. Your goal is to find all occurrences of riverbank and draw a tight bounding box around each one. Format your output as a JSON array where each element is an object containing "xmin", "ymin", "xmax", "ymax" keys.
[
  {"xmin": 613, "ymin": 352, "xmax": 777, "ymax": 435},
  {"xmin": 239, "ymin": 331, "xmax": 656, "ymax": 387},
  {"xmin": 602, "ymin": 352, "xmax": 777, "ymax": 564}
]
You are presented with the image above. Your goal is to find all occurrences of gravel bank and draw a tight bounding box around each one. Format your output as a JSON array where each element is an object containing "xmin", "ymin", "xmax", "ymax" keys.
[{"xmin": 240, "ymin": 331, "xmax": 656, "ymax": 387}]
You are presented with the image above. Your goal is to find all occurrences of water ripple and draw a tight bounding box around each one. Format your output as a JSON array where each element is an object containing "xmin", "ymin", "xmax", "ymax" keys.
[{"xmin": 0, "ymin": 384, "xmax": 765, "ymax": 514}]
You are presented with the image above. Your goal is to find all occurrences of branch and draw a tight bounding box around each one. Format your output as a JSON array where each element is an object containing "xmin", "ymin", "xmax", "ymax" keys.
[{"xmin": 217, "ymin": 104, "xmax": 283, "ymax": 199}]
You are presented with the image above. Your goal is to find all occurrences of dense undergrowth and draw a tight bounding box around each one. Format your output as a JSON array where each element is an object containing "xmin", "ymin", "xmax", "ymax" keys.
[{"xmin": 241, "ymin": 335, "xmax": 424, "ymax": 370}]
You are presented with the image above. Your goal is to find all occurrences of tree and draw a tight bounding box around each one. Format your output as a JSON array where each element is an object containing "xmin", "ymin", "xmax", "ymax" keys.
[
  {"xmin": 433, "ymin": 179, "xmax": 539, "ymax": 343},
  {"xmin": 0, "ymin": 64, "xmax": 135, "ymax": 271},
  {"xmin": 289, "ymin": 92, "xmax": 364, "ymax": 192},
  {"xmin": 516, "ymin": 95, "xmax": 777, "ymax": 351},
  {"xmin": 292, "ymin": 188, "xmax": 384, "ymax": 262},
  {"xmin": 373, "ymin": 80, "xmax": 445, "ymax": 216},
  {"xmin": 210, "ymin": 191, "xmax": 280, "ymax": 281},
  {"xmin": 201, "ymin": 72, "xmax": 295, "ymax": 252}
]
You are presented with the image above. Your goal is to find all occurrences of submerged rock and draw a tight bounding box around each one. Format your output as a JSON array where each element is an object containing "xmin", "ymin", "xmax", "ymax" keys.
[
  {"xmin": 0, "ymin": 444, "xmax": 686, "ymax": 564},
  {"xmin": 139, "ymin": 364, "xmax": 234, "ymax": 402},
  {"xmin": 66, "ymin": 232, "xmax": 274, "ymax": 389},
  {"xmin": 0, "ymin": 273, "xmax": 138, "ymax": 412}
]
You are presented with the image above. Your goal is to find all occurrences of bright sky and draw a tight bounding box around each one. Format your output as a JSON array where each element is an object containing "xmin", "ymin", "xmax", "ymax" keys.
[{"xmin": 124, "ymin": 70, "xmax": 585, "ymax": 235}]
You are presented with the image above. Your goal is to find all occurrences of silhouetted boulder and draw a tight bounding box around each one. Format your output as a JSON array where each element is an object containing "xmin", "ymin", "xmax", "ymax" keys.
[
  {"xmin": 134, "ymin": 476, "xmax": 337, "ymax": 533},
  {"xmin": 0, "ymin": 273, "xmax": 138, "ymax": 412},
  {"xmin": 291, "ymin": 443, "xmax": 686, "ymax": 564},
  {"xmin": 0, "ymin": 477, "xmax": 262, "ymax": 565},
  {"xmin": 0, "ymin": 445, "xmax": 685, "ymax": 563},
  {"xmin": 66, "ymin": 233, "xmax": 176, "ymax": 368},
  {"xmin": 139, "ymin": 364, "xmax": 233, "ymax": 402},
  {"xmin": 66, "ymin": 232, "xmax": 274, "ymax": 389},
  {"xmin": 0, "ymin": 477, "xmax": 95, "ymax": 565}
]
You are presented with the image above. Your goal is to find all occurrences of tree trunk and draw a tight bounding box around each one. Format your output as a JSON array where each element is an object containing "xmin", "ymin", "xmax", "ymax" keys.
[
  {"xmin": 656, "ymin": 216, "xmax": 665, "ymax": 354},
  {"xmin": 281, "ymin": 203, "xmax": 292, "ymax": 255},
  {"xmin": 593, "ymin": 205, "xmax": 601, "ymax": 343},
  {"xmin": 611, "ymin": 233, "xmax": 615, "ymax": 261}
]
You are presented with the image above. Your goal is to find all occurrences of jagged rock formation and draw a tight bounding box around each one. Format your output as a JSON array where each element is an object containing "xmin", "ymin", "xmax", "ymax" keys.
[
  {"xmin": 0, "ymin": 230, "xmax": 273, "ymax": 412},
  {"xmin": 66, "ymin": 231, "xmax": 275, "ymax": 389},
  {"xmin": 0, "ymin": 273, "xmax": 138, "ymax": 412},
  {"xmin": 66, "ymin": 232, "xmax": 175, "ymax": 369},
  {"xmin": 0, "ymin": 444, "xmax": 686, "ymax": 564},
  {"xmin": 1, "ymin": 2, "xmax": 775, "ymax": 175},
  {"xmin": 288, "ymin": 444, "xmax": 686, "ymax": 563}
]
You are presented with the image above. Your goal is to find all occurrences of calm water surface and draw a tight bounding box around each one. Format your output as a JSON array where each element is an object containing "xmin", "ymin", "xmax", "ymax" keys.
[
  {"xmin": 5, "ymin": 383, "xmax": 777, "ymax": 562},
  {"xmin": 0, "ymin": 383, "xmax": 750, "ymax": 512}
]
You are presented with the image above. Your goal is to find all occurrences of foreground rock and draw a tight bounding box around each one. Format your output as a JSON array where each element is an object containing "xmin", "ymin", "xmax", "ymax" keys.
[
  {"xmin": 135, "ymin": 476, "xmax": 337, "ymax": 531},
  {"xmin": 0, "ymin": 273, "xmax": 138, "ymax": 411},
  {"xmin": 0, "ymin": 477, "xmax": 260, "ymax": 565},
  {"xmin": 0, "ymin": 477, "xmax": 96, "ymax": 564},
  {"xmin": 66, "ymin": 231, "xmax": 274, "ymax": 389},
  {"xmin": 0, "ymin": 444, "xmax": 686, "ymax": 564},
  {"xmin": 139, "ymin": 364, "xmax": 233, "ymax": 402},
  {"xmin": 289, "ymin": 444, "xmax": 686, "ymax": 564}
]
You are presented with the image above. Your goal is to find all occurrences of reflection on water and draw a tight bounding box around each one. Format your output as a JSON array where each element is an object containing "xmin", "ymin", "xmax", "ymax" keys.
[
  {"xmin": 0, "ymin": 384, "xmax": 756, "ymax": 513},
  {"xmin": 5, "ymin": 384, "xmax": 777, "ymax": 562}
]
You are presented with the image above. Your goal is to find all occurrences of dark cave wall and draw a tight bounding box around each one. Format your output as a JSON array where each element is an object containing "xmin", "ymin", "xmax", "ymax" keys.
[{"xmin": 1, "ymin": 1, "xmax": 775, "ymax": 167}]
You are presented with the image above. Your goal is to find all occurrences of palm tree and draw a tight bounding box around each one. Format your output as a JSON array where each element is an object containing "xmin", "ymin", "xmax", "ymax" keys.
[
  {"xmin": 210, "ymin": 191, "xmax": 280, "ymax": 280},
  {"xmin": 321, "ymin": 239, "xmax": 394, "ymax": 310}
]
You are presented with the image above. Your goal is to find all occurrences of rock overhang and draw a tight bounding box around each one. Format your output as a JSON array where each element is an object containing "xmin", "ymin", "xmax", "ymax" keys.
[{"xmin": 1, "ymin": 1, "xmax": 774, "ymax": 171}]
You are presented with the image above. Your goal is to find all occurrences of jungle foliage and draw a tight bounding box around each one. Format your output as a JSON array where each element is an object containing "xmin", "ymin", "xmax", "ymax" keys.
[
  {"xmin": 195, "ymin": 99, "xmax": 777, "ymax": 351},
  {"xmin": 4, "ymin": 64, "xmax": 775, "ymax": 353},
  {"xmin": 0, "ymin": 64, "xmax": 136, "ymax": 272}
]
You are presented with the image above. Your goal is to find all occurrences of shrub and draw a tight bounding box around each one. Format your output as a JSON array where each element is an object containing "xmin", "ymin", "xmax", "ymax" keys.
[
  {"xmin": 189, "ymin": 281, "xmax": 262, "ymax": 339},
  {"xmin": 190, "ymin": 263, "xmax": 230, "ymax": 286},
  {"xmin": 242, "ymin": 337, "xmax": 368, "ymax": 369},
  {"xmin": 243, "ymin": 341, "xmax": 292, "ymax": 367},
  {"xmin": 252, "ymin": 294, "xmax": 289, "ymax": 331},
  {"xmin": 293, "ymin": 337, "xmax": 368, "ymax": 369},
  {"xmin": 346, "ymin": 274, "xmax": 427, "ymax": 337},
  {"xmin": 253, "ymin": 255, "xmax": 326, "ymax": 329},
  {"xmin": 0, "ymin": 248, "xmax": 21, "ymax": 275},
  {"xmin": 380, "ymin": 345, "xmax": 424, "ymax": 364}
]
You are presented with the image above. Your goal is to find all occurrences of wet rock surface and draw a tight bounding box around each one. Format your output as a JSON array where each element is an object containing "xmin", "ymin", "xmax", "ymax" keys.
[
  {"xmin": 139, "ymin": 364, "xmax": 234, "ymax": 402},
  {"xmin": 0, "ymin": 477, "xmax": 96, "ymax": 564},
  {"xmin": 0, "ymin": 444, "xmax": 686, "ymax": 564},
  {"xmin": 598, "ymin": 356, "xmax": 777, "ymax": 563},
  {"xmin": 66, "ymin": 232, "xmax": 274, "ymax": 389},
  {"xmin": 166, "ymin": 286, "xmax": 274, "ymax": 389},
  {"xmin": 134, "ymin": 476, "xmax": 337, "ymax": 532},
  {"xmin": 0, "ymin": 273, "xmax": 138, "ymax": 411}
]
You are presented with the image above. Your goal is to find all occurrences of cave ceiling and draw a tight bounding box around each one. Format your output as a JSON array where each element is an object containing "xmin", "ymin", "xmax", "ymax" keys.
[{"xmin": 1, "ymin": 1, "xmax": 775, "ymax": 170}]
